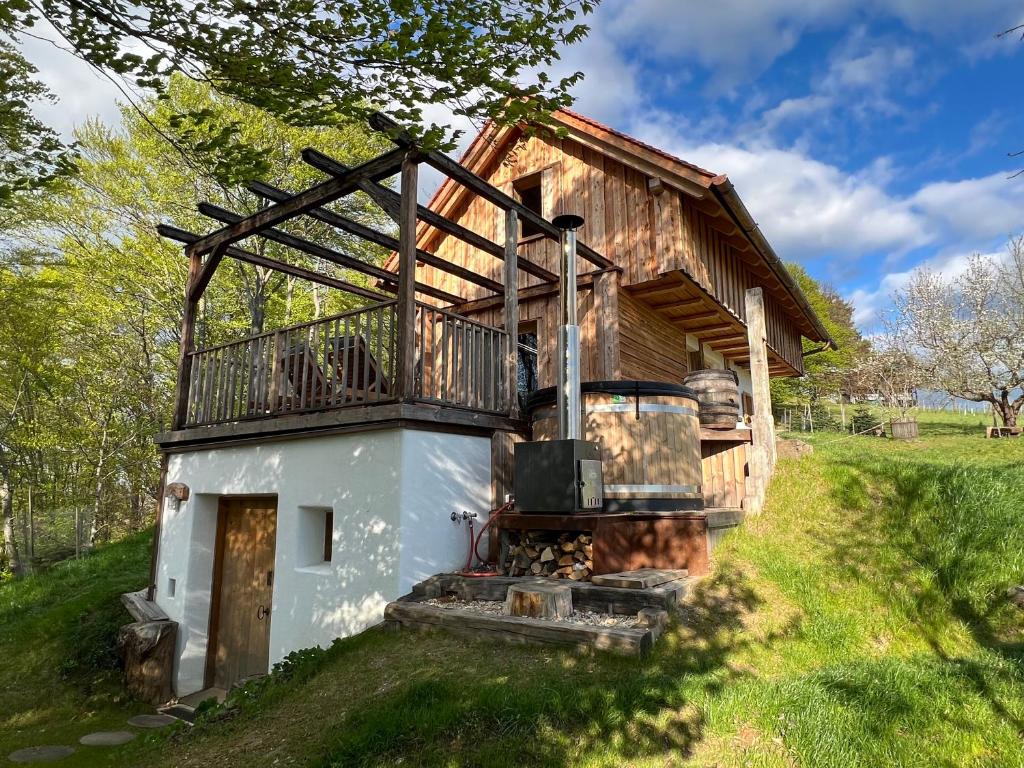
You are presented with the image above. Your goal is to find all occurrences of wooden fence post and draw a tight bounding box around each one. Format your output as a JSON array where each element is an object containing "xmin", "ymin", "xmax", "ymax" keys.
[
  {"xmin": 395, "ymin": 153, "xmax": 419, "ymax": 401},
  {"xmin": 744, "ymin": 287, "xmax": 776, "ymax": 513},
  {"xmin": 504, "ymin": 208, "xmax": 519, "ymax": 417}
]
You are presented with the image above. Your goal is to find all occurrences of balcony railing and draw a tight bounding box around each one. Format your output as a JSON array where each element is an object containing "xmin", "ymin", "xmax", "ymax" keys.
[{"xmin": 182, "ymin": 300, "xmax": 511, "ymax": 428}]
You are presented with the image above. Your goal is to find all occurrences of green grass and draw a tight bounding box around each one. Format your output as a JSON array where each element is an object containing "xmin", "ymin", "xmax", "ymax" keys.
[
  {"xmin": 5, "ymin": 411, "xmax": 1024, "ymax": 767},
  {"xmin": 0, "ymin": 531, "xmax": 154, "ymax": 765}
]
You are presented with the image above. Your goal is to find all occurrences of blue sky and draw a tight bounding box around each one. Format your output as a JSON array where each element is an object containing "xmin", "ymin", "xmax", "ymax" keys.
[{"xmin": 19, "ymin": 1, "xmax": 1024, "ymax": 331}]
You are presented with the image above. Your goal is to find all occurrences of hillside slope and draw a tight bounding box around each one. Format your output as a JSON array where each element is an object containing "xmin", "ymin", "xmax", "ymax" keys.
[
  {"xmin": 118, "ymin": 415, "xmax": 1024, "ymax": 768},
  {"xmin": 0, "ymin": 531, "xmax": 153, "ymax": 766}
]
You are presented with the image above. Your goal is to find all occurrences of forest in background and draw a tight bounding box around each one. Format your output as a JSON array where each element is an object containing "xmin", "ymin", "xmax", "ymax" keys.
[{"xmin": 0, "ymin": 78, "xmax": 395, "ymax": 573}]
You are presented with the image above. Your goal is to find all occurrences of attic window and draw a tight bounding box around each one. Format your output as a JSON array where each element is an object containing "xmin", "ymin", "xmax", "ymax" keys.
[{"xmin": 513, "ymin": 173, "xmax": 543, "ymax": 239}]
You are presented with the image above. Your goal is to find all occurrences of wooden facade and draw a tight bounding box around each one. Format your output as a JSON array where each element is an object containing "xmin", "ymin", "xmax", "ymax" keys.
[{"xmin": 406, "ymin": 112, "xmax": 829, "ymax": 383}]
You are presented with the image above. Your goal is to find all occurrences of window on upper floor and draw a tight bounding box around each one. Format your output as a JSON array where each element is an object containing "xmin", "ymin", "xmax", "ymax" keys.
[{"xmin": 512, "ymin": 172, "xmax": 543, "ymax": 239}]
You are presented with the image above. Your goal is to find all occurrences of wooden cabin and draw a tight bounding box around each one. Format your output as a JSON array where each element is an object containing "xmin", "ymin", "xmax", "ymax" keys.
[{"xmin": 146, "ymin": 110, "xmax": 832, "ymax": 699}]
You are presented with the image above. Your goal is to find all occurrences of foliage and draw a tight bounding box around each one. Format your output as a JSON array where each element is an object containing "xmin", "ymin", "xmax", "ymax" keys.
[
  {"xmin": 771, "ymin": 263, "xmax": 867, "ymax": 412},
  {"xmin": 0, "ymin": 41, "xmax": 76, "ymax": 206},
  {"xmin": 890, "ymin": 236, "xmax": 1024, "ymax": 427},
  {"xmin": 2, "ymin": 0, "xmax": 595, "ymax": 188},
  {"xmin": 69, "ymin": 410, "xmax": 1020, "ymax": 768},
  {"xmin": 850, "ymin": 404, "xmax": 878, "ymax": 434},
  {"xmin": 1, "ymin": 79, "xmax": 393, "ymax": 572}
]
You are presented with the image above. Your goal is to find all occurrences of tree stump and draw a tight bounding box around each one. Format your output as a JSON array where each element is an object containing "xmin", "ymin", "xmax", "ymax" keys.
[
  {"xmin": 504, "ymin": 582, "xmax": 573, "ymax": 620},
  {"xmin": 117, "ymin": 620, "xmax": 177, "ymax": 705}
]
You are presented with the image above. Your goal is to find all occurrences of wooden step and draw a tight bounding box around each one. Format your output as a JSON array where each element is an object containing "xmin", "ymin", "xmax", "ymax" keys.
[{"xmin": 590, "ymin": 568, "xmax": 688, "ymax": 590}]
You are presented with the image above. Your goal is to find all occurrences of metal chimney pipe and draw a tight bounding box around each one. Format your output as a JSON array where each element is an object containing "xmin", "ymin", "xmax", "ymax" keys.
[{"xmin": 552, "ymin": 214, "xmax": 585, "ymax": 442}]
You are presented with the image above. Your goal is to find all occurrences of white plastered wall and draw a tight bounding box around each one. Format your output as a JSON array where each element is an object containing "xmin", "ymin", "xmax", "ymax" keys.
[{"xmin": 154, "ymin": 427, "xmax": 491, "ymax": 696}]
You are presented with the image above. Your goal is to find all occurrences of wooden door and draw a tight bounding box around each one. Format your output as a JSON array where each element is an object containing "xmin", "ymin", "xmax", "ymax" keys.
[{"xmin": 208, "ymin": 497, "xmax": 277, "ymax": 690}]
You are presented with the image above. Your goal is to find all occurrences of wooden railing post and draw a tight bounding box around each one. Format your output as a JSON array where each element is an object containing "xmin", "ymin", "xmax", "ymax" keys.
[
  {"xmin": 593, "ymin": 269, "xmax": 621, "ymax": 380},
  {"xmin": 504, "ymin": 208, "xmax": 519, "ymax": 417},
  {"xmin": 395, "ymin": 153, "xmax": 419, "ymax": 401},
  {"xmin": 744, "ymin": 287, "xmax": 776, "ymax": 513}
]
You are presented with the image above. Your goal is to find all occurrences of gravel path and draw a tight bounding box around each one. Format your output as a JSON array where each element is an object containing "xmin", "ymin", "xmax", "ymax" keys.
[{"xmin": 423, "ymin": 597, "xmax": 638, "ymax": 627}]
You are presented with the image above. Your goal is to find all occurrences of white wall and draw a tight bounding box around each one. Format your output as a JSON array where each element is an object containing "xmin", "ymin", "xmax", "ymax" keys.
[{"xmin": 154, "ymin": 427, "xmax": 491, "ymax": 696}]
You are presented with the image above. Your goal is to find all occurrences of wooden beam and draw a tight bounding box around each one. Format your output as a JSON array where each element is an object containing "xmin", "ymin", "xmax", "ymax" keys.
[
  {"xmin": 158, "ymin": 224, "xmax": 388, "ymax": 302},
  {"xmin": 450, "ymin": 272, "xmax": 600, "ymax": 315},
  {"xmin": 189, "ymin": 241, "xmax": 227, "ymax": 301},
  {"xmin": 188, "ymin": 147, "xmax": 405, "ymax": 257},
  {"xmin": 648, "ymin": 296, "xmax": 705, "ymax": 311},
  {"xmin": 302, "ymin": 148, "xmax": 558, "ymax": 284},
  {"xmin": 196, "ymin": 202, "xmax": 463, "ymax": 305},
  {"xmin": 172, "ymin": 247, "xmax": 205, "ymax": 429},
  {"xmin": 594, "ymin": 269, "xmax": 621, "ymax": 379},
  {"xmin": 249, "ymin": 180, "xmax": 503, "ymax": 294},
  {"xmin": 744, "ymin": 287, "xmax": 776, "ymax": 514},
  {"xmin": 367, "ymin": 113, "xmax": 614, "ymax": 270},
  {"xmin": 504, "ymin": 209, "xmax": 519, "ymax": 418},
  {"xmin": 395, "ymin": 156, "xmax": 419, "ymax": 400}
]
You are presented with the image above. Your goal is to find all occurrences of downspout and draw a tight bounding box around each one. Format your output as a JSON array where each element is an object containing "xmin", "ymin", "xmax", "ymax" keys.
[
  {"xmin": 710, "ymin": 175, "xmax": 836, "ymax": 349},
  {"xmin": 803, "ymin": 342, "xmax": 833, "ymax": 358}
]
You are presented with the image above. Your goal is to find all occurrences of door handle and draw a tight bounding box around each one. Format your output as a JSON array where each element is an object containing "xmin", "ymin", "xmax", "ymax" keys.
[{"xmin": 257, "ymin": 605, "xmax": 270, "ymax": 621}]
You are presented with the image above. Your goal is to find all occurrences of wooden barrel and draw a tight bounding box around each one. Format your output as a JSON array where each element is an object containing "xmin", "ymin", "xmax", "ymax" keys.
[
  {"xmin": 683, "ymin": 369, "xmax": 740, "ymax": 429},
  {"xmin": 889, "ymin": 419, "xmax": 919, "ymax": 440},
  {"xmin": 527, "ymin": 381, "xmax": 703, "ymax": 512}
]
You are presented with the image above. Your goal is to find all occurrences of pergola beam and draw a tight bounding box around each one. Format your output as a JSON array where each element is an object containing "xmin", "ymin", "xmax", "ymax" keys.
[
  {"xmin": 248, "ymin": 180, "xmax": 503, "ymax": 294},
  {"xmin": 187, "ymin": 146, "xmax": 407, "ymax": 258},
  {"xmin": 158, "ymin": 224, "xmax": 389, "ymax": 302},
  {"xmin": 367, "ymin": 113, "xmax": 615, "ymax": 271},
  {"xmin": 301, "ymin": 148, "xmax": 559, "ymax": 284},
  {"xmin": 196, "ymin": 202, "xmax": 464, "ymax": 305}
]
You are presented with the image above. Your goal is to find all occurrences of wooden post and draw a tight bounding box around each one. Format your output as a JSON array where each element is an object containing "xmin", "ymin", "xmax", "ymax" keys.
[
  {"xmin": 172, "ymin": 248, "xmax": 205, "ymax": 429},
  {"xmin": 395, "ymin": 153, "xmax": 419, "ymax": 401},
  {"xmin": 744, "ymin": 287, "xmax": 776, "ymax": 513},
  {"xmin": 593, "ymin": 269, "xmax": 621, "ymax": 379},
  {"xmin": 504, "ymin": 208, "xmax": 519, "ymax": 417}
]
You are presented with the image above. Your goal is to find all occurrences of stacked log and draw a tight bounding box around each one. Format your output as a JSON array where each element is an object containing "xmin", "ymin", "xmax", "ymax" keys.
[{"xmin": 504, "ymin": 531, "xmax": 594, "ymax": 581}]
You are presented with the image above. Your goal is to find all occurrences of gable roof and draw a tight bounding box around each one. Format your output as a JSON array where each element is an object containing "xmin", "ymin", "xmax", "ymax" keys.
[{"xmin": 415, "ymin": 110, "xmax": 834, "ymax": 348}]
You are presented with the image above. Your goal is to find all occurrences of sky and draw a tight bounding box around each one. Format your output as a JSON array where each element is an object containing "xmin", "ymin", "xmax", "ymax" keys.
[{"xmin": 17, "ymin": 1, "xmax": 1024, "ymax": 332}]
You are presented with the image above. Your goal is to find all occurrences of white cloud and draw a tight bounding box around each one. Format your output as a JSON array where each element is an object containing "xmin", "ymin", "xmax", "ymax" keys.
[
  {"xmin": 17, "ymin": 23, "xmax": 126, "ymax": 141},
  {"xmin": 910, "ymin": 173, "xmax": 1024, "ymax": 240},
  {"xmin": 601, "ymin": 0, "xmax": 1022, "ymax": 85}
]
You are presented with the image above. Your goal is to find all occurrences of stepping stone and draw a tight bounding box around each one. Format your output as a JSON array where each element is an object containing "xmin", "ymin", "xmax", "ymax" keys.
[
  {"xmin": 79, "ymin": 731, "xmax": 137, "ymax": 746},
  {"xmin": 127, "ymin": 713, "xmax": 177, "ymax": 729},
  {"xmin": 8, "ymin": 746, "xmax": 75, "ymax": 764}
]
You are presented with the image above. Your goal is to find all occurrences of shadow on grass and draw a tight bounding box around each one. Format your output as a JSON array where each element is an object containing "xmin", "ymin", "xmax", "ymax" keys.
[
  {"xmin": 313, "ymin": 566, "xmax": 784, "ymax": 768},
  {"xmin": 821, "ymin": 452, "xmax": 1024, "ymax": 734}
]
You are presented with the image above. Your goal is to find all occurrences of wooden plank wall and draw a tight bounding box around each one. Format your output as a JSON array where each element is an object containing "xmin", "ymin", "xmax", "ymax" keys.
[
  {"xmin": 618, "ymin": 293, "xmax": 688, "ymax": 382},
  {"xmin": 701, "ymin": 442, "xmax": 748, "ymax": 509},
  {"xmin": 415, "ymin": 131, "xmax": 805, "ymax": 375}
]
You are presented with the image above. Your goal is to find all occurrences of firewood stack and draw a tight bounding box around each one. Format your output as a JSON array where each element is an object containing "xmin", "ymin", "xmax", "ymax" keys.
[{"xmin": 503, "ymin": 531, "xmax": 594, "ymax": 581}]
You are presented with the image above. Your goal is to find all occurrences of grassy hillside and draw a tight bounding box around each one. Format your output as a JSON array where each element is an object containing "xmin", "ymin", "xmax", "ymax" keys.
[
  {"xmin": 3, "ymin": 412, "xmax": 1021, "ymax": 767},
  {"xmin": 114, "ymin": 413, "xmax": 1023, "ymax": 768},
  {"xmin": 0, "ymin": 531, "xmax": 153, "ymax": 765}
]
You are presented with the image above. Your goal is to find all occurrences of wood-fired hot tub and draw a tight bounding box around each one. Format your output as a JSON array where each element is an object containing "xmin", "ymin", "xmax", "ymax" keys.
[{"xmin": 527, "ymin": 380, "xmax": 703, "ymax": 512}]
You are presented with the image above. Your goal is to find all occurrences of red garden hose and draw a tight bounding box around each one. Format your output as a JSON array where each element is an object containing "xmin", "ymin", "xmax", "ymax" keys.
[{"xmin": 458, "ymin": 500, "xmax": 514, "ymax": 577}]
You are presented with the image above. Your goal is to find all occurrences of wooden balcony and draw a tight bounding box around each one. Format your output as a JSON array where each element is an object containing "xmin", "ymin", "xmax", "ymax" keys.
[{"xmin": 179, "ymin": 300, "xmax": 513, "ymax": 433}]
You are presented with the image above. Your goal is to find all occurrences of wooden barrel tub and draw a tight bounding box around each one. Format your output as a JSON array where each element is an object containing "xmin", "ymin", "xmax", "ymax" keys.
[{"xmin": 527, "ymin": 381, "xmax": 703, "ymax": 512}]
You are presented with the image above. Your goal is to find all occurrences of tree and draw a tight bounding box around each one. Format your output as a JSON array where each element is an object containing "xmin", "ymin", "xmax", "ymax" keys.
[
  {"xmin": 1, "ymin": 80, "xmax": 395, "ymax": 573},
  {"xmin": 891, "ymin": 236, "xmax": 1024, "ymax": 427},
  {"xmin": 0, "ymin": 41, "xmax": 75, "ymax": 206},
  {"xmin": 1, "ymin": 0, "xmax": 595, "ymax": 195},
  {"xmin": 770, "ymin": 264, "xmax": 868, "ymax": 428}
]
